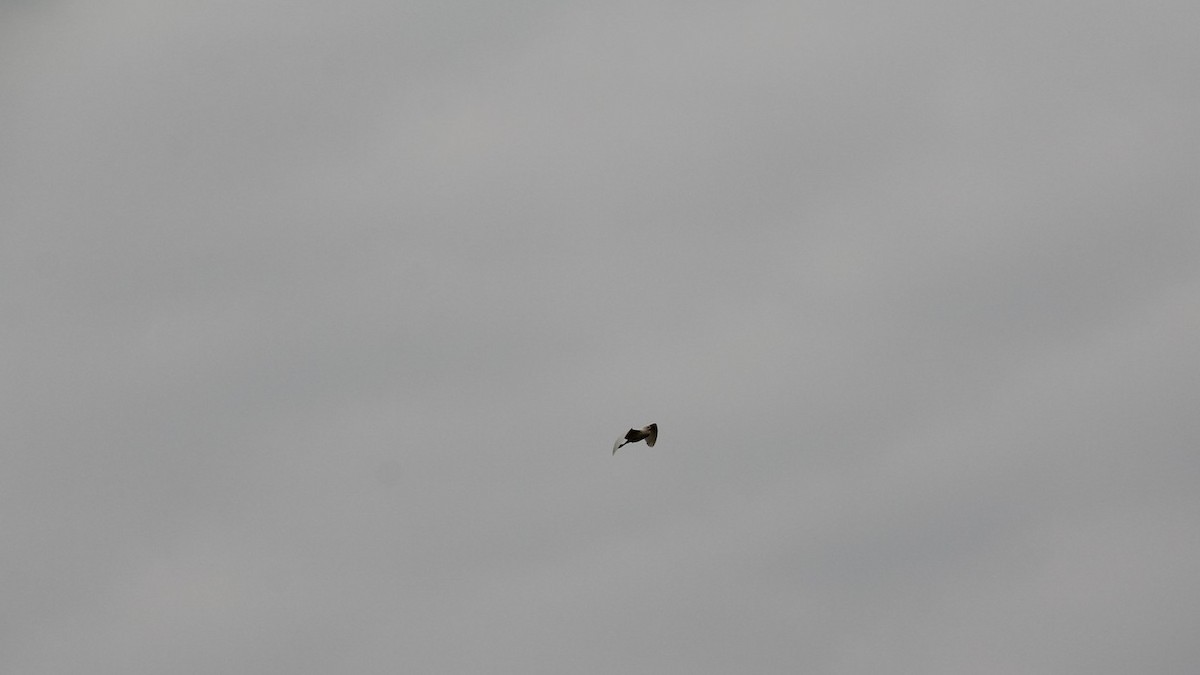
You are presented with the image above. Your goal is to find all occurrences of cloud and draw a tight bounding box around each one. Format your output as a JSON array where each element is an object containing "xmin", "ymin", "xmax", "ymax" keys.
[{"xmin": 2, "ymin": 1, "xmax": 1197, "ymax": 672}]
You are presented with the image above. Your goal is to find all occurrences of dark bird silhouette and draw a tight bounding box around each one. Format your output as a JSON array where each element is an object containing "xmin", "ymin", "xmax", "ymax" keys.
[{"xmin": 613, "ymin": 423, "xmax": 657, "ymax": 455}]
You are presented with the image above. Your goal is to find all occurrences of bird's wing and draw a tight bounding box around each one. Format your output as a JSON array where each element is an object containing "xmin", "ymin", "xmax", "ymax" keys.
[
  {"xmin": 645, "ymin": 424, "xmax": 657, "ymax": 447},
  {"xmin": 613, "ymin": 437, "xmax": 624, "ymax": 454}
]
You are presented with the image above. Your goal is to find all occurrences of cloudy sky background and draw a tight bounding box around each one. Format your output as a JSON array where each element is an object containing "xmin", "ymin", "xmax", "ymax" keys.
[{"xmin": 3, "ymin": 1, "xmax": 1198, "ymax": 672}]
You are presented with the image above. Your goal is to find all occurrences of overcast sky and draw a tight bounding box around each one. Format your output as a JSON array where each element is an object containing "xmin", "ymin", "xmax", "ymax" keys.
[{"xmin": 3, "ymin": 1, "xmax": 1199, "ymax": 672}]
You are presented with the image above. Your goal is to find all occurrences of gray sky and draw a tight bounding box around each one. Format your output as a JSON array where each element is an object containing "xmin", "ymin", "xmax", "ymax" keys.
[{"xmin": 3, "ymin": 1, "xmax": 1198, "ymax": 672}]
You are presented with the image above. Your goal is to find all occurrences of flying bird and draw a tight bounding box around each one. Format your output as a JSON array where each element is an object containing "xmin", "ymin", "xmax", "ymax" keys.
[{"xmin": 613, "ymin": 423, "xmax": 657, "ymax": 455}]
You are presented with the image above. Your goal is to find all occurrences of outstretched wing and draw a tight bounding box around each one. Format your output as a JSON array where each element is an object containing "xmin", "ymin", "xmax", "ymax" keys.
[{"xmin": 613, "ymin": 424, "xmax": 657, "ymax": 454}]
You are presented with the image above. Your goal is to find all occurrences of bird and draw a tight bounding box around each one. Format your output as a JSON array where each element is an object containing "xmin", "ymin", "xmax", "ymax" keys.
[{"xmin": 613, "ymin": 423, "xmax": 657, "ymax": 455}]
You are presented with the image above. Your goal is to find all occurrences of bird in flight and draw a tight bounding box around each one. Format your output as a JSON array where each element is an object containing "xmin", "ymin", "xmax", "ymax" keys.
[{"xmin": 613, "ymin": 423, "xmax": 658, "ymax": 455}]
